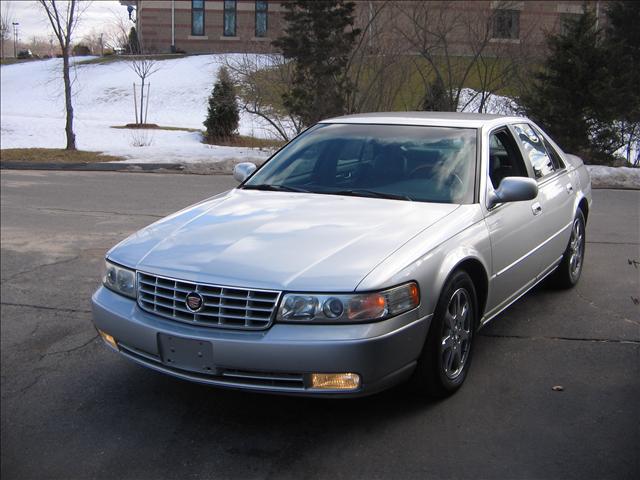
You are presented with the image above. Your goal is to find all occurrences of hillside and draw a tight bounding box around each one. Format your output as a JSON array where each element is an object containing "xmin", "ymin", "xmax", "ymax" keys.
[{"xmin": 0, "ymin": 55, "xmax": 272, "ymax": 163}]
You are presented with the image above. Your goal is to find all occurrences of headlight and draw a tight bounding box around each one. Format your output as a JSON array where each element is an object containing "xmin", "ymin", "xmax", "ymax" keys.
[
  {"xmin": 277, "ymin": 282, "xmax": 419, "ymax": 323},
  {"xmin": 103, "ymin": 259, "xmax": 136, "ymax": 299}
]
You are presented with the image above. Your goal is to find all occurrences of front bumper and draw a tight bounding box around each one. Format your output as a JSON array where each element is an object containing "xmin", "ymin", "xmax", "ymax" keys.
[{"xmin": 91, "ymin": 287, "xmax": 431, "ymax": 397}]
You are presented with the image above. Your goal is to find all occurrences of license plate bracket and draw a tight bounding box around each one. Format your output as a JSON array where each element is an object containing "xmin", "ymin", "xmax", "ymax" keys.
[{"xmin": 158, "ymin": 333, "xmax": 215, "ymax": 374}]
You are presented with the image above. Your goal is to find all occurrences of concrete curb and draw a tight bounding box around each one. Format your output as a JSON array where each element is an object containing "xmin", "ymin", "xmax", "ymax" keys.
[
  {"xmin": 0, "ymin": 161, "xmax": 251, "ymax": 175},
  {"xmin": 1, "ymin": 161, "xmax": 638, "ymax": 189},
  {"xmin": 0, "ymin": 162, "xmax": 187, "ymax": 173}
]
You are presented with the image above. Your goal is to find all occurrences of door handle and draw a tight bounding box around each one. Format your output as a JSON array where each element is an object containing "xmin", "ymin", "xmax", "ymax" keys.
[
  {"xmin": 566, "ymin": 183, "xmax": 574, "ymax": 194},
  {"xmin": 532, "ymin": 202, "xmax": 542, "ymax": 216}
]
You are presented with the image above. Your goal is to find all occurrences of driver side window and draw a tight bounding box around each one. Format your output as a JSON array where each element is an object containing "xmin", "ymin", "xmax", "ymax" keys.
[{"xmin": 489, "ymin": 129, "xmax": 529, "ymax": 189}]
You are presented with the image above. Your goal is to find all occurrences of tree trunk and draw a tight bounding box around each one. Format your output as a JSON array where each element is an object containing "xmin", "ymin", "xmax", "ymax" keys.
[
  {"xmin": 139, "ymin": 79, "xmax": 145, "ymax": 126},
  {"xmin": 62, "ymin": 47, "xmax": 76, "ymax": 150}
]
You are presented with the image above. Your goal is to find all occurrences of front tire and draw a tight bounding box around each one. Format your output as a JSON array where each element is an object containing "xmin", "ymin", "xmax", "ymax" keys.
[
  {"xmin": 412, "ymin": 270, "xmax": 478, "ymax": 398},
  {"xmin": 551, "ymin": 210, "xmax": 586, "ymax": 289}
]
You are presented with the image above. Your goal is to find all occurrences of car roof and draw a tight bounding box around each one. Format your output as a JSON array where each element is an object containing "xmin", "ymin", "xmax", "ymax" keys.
[{"xmin": 320, "ymin": 112, "xmax": 526, "ymax": 129}]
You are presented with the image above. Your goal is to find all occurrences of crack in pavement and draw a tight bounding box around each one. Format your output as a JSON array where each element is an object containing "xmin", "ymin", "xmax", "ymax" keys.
[
  {"xmin": 11, "ymin": 372, "xmax": 46, "ymax": 398},
  {"xmin": 39, "ymin": 334, "xmax": 100, "ymax": 361},
  {"xmin": 574, "ymin": 290, "xmax": 640, "ymax": 327},
  {"xmin": 0, "ymin": 302, "xmax": 91, "ymax": 314},
  {"xmin": 33, "ymin": 206, "xmax": 164, "ymax": 219},
  {"xmin": 586, "ymin": 240, "xmax": 640, "ymax": 245},
  {"xmin": 480, "ymin": 332, "xmax": 640, "ymax": 344},
  {"xmin": 0, "ymin": 255, "xmax": 80, "ymax": 285},
  {"xmin": 2, "ymin": 334, "xmax": 99, "ymax": 400}
]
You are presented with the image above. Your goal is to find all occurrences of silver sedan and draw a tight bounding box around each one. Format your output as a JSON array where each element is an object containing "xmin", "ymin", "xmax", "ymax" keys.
[{"xmin": 92, "ymin": 112, "xmax": 592, "ymax": 398}]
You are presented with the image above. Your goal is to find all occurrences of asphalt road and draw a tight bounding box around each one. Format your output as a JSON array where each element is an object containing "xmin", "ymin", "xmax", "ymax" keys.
[{"xmin": 1, "ymin": 170, "xmax": 638, "ymax": 480}]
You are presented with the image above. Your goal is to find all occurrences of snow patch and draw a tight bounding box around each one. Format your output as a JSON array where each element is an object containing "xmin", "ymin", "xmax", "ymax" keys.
[
  {"xmin": 0, "ymin": 55, "xmax": 275, "ymax": 163},
  {"xmin": 586, "ymin": 165, "xmax": 640, "ymax": 189},
  {"xmin": 457, "ymin": 88, "xmax": 521, "ymax": 116}
]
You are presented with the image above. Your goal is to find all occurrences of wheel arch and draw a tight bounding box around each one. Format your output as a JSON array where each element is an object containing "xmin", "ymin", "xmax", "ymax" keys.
[
  {"xmin": 577, "ymin": 196, "xmax": 589, "ymax": 223},
  {"xmin": 434, "ymin": 252, "xmax": 490, "ymax": 325},
  {"xmin": 451, "ymin": 258, "xmax": 489, "ymax": 324}
]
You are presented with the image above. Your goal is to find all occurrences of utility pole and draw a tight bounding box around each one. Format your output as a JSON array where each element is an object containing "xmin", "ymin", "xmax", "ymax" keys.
[
  {"xmin": 99, "ymin": 32, "xmax": 103, "ymax": 56},
  {"xmin": 12, "ymin": 21, "xmax": 18, "ymax": 57}
]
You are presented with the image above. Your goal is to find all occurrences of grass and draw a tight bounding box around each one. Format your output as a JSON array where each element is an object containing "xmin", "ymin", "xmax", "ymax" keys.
[
  {"xmin": 111, "ymin": 124, "xmax": 202, "ymax": 133},
  {"xmin": 112, "ymin": 124, "xmax": 285, "ymax": 149},
  {"xmin": 202, "ymin": 135, "xmax": 286, "ymax": 150},
  {"xmin": 0, "ymin": 148, "xmax": 125, "ymax": 164},
  {"xmin": 0, "ymin": 57, "xmax": 45, "ymax": 66}
]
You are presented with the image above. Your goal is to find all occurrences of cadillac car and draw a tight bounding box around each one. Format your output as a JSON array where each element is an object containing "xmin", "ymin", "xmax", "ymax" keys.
[{"xmin": 92, "ymin": 112, "xmax": 592, "ymax": 398}]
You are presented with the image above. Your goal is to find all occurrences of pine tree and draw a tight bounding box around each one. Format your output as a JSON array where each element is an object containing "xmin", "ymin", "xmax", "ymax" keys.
[
  {"xmin": 605, "ymin": 1, "xmax": 640, "ymax": 164},
  {"xmin": 204, "ymin": 67, "xmax": 239, "ymax": 141},
  {"xmin": 128, "ymin": 26, "xmax": 139, "ymax": 54},
  {"xmin": 422, "ymin": 78, "xmax": 449, "ymax": 112},
  {"xmin": 273, "ymin": 0, "xmax": 360, "ymax": 127},
  {"xmin": 521, "ymin": 9, "xmax": 622, "ymax": 163}
]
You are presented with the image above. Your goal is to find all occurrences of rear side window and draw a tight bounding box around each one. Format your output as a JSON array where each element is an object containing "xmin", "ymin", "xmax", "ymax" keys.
[
  {"xmin": 513, "ymin": 123, "xmax": 557, "ymax": 180},
  {"xmin": 540, "ymin": 135, "xmax": 565, "ymax": 170}
]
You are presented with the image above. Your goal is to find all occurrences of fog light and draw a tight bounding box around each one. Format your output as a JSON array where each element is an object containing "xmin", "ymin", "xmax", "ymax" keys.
[
  {"xmin": 98, "ymin": 330, "xmax": 118, "ymax": 350},
  {"xmin": 310, "ymin": 373, "xmax": 360, "ymax": 390}
]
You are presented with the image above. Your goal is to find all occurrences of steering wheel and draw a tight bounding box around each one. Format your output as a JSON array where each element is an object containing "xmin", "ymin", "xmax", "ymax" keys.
[
  {"xmin": 448, "ymin": 173, "xmax": 464, "ymax": 189},
  {"xmin": 410, "ymin": 165, "xmax": 464, "ymax": 190},
  {"xmin": 409, "ymin": 164, "xmax": 432, "ymax": 177}
]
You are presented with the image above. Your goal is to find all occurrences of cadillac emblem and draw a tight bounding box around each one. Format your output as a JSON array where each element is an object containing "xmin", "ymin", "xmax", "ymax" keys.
[{"xmin": 185, "ymin": 292, "xmax": 204, "ymax": 312}]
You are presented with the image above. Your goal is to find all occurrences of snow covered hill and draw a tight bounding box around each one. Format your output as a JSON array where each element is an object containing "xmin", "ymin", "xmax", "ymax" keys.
[{"xmin": 1, "ymin": 55, "xmax": 272, "ymax": 163}]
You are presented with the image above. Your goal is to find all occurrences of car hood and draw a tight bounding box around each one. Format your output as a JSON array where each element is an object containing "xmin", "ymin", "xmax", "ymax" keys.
[{"xmin": 108, "ymin": 189, "xmax": 459, "ymax": 291}]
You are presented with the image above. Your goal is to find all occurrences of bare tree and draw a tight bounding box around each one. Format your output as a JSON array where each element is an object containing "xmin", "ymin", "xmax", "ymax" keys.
[
  {"xmin": 103, "ymin": 9, "xmax": 130, "ymax": 52},
  {"xmin": 226, "ymin": 53, "xmax": 302, "ymax": 141},
  {"xmin": 391, "ymin": 1, "xmax": 533, "ymax": 113},
  {"xmin": 81, "ymin": 28, "xmax": 104, "ymax": 55},
  {"xmin": 461, "ymin": 2, "xmax": 535, "ymax": 113},
  {"xmin": 394, "ymin": 1, "xmax": 473, "ymax": 111},
  {"xmin": 39, "ymin": 0, "xmax": 89, "ymax": 150},
  {"xmin": 129, "ymin": 53, "xmax": 160, "ymax": 125},
  {"xmin": 345, "ymin": 1, "xmax": 415, "ymax": 113},
  {"xmin": 0, "ymin": 1, "xmax": 14, "ymax": 60}
]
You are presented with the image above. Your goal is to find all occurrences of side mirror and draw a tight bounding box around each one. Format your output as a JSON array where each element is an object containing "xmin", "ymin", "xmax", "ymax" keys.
[
  {"xmin": 487, "ymin": 177, "xmax": 538, "ymax": 209},
  {"xmin": 233, "ymin": 162, "xmax": 257, "ymax": 183}
]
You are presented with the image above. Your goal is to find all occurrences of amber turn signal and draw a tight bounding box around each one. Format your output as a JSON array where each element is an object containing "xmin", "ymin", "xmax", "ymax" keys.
[
  {"xmin": 310, "ymin": 373, "xmax": 361, "ymax": 390},
  {"xmin": 98, "ymin": 329, "xmax": 118, "ymax": 350}
]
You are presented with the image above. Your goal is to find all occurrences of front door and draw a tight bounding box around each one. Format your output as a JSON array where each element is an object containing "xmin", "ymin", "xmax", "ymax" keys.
[{"xmin": 483, "ymin": 127, "xmax": 543, "ymax": 318}]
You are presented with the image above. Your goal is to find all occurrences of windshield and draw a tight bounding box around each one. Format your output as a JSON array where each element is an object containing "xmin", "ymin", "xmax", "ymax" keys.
[{"xmin": 244, "ymin": 123, "xmax": 477, "ymax": 203}]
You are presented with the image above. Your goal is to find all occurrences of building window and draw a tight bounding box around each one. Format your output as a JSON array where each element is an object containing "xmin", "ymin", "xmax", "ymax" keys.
[
  {"xmin": 224, "ymin": 0, "xmax": 237, "ymax": 37},
  {"xmin": 492, "ymin": 9, "xmax": 520, "ymax": 40},
  {"xmin": 192, "ymin": 0, "xmax": 205, "ymax": 36},
  {"xmin": 255, "ymin": 1, "xmax": 268, "ymax": 37}
]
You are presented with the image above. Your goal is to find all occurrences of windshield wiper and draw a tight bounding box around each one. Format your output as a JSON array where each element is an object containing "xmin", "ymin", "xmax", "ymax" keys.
[
  {"xmin": 241, "ymin": 184, "xmax": 310, "ymax": 193},
  {"xmin": 330, "ymin": 189, "xmax": 413, "ymax": 201}
]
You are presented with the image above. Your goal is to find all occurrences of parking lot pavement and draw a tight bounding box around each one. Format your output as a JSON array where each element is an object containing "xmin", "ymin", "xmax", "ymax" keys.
[{"xmin": 1, "ymin": 170, "xmax": 638, "ymax": 480}]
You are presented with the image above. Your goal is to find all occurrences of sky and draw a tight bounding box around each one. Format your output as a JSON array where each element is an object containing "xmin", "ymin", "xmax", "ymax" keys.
[{"xmin": 2, "ymin": 0, "xmax": 130, "ymax": 42}]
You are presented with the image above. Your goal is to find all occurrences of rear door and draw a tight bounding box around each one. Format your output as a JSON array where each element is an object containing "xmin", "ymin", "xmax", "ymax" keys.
[
  {"xmin": 511, "ymin": 123, "xmax": 575, "ymax": 276},
  {"xmin": 482, "ymin": 126, "xmax": 544, "ymax": 317}
]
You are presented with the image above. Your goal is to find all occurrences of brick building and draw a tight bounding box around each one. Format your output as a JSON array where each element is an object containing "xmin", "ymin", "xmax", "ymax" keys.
[{"xmin": 121, "ymin": 1, "xmax": 606, "ymax": 55}]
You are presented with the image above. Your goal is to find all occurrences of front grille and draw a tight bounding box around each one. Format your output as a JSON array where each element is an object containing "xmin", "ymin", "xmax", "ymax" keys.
[{"xmin": 137, "ymin": 272, "xmax": 281, "ymax": 330}]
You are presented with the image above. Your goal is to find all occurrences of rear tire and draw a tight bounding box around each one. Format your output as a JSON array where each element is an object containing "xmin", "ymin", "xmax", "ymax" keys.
[
  {"xmin": 551, "ymin": 210, "xmax": 586, "ymax": 289},
  {"xmin": 411, "ymin": 270, "xmax": 477, "ymax": 398}
]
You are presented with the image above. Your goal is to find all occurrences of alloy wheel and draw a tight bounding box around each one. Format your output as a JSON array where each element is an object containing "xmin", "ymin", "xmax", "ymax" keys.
[
  {"xmin": 440, "ymin": 288, "xmax": 472, "ymax": 380},
  {"xmin": 569, "ymin": 218, "xmax": 585, "ymax": 281}
]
